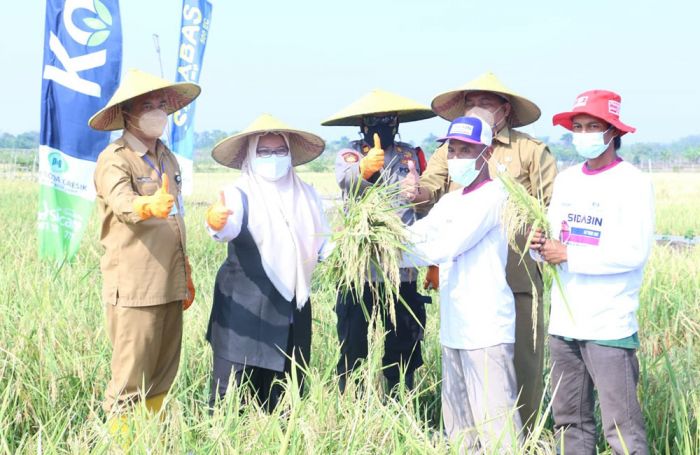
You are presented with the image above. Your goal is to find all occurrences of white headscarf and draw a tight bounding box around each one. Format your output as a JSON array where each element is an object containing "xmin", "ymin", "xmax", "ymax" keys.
[{"xmin": 235, "ymin": 133, "xmax": 326, "ymax": 308}]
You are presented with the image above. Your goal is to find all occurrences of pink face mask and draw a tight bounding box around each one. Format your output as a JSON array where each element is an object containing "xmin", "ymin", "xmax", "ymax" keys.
[{"xmin": 126, "ymin": 109, "xmax": 168, "ymax": 138}]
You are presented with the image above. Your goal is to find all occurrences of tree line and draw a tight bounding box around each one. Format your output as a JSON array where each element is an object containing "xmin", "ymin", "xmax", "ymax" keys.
[{"xmin": 2, "ymin": 130, "xmax": 700, "ymax": 170}]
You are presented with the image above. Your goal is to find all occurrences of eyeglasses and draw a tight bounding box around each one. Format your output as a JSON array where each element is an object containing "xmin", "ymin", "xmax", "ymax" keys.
[
  {"xmin": 362, "ymin": 114, "xmax": 398, "ymax": 127},
  {"xmin": 256, "ymin": 147, "xmax": 290, "ymax": 158}
]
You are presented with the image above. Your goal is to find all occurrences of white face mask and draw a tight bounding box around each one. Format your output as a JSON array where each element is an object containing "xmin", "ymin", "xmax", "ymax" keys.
[
  {"xmin": 572, "ymin": 127, "xmax": 613, "ymax": 159},
  {"xmin": 127, "ymin": 109, "xmax": 168, "ymax": 138},
  {"xmin": 447, "ymin": 146, "xmax": 488, "ymax": 187},
  {"xmin": 252, "ymin": 154, "xmax": 292, "ymax": 181}
]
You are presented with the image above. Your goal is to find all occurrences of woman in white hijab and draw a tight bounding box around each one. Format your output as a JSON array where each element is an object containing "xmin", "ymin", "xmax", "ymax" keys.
[{"xmin": 204, "ymin": 114, "xmax": 331, "ymax": 411}]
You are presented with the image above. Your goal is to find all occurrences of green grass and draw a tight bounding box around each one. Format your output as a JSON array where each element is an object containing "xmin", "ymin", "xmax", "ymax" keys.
[
  {"xmin": 0, "ymin": 172, "xmax": 698, "ymax": 453},
  {"xmin": 652, "ymin": 173, "xmax": 700, "ymax": 237}
]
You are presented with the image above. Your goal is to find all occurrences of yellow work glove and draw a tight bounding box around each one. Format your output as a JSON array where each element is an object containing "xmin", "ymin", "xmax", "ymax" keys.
[
  {"xmin": 359, "ymin": 133, "xmax": 385, "ymax": 180},
  {"xmin": 423, "ymin": 265, "xmax": 439, "ymax": 291},
  {"xmin": 184, "ymin": 256, "xmax": 195, "ymax": 310},
  {"xmin": 133, "ymin": 173, "xmax": 175, "ymax": 220},
  {"xmin": 205, "ymin": 190, "xmax": 233, "ymax": 231}
]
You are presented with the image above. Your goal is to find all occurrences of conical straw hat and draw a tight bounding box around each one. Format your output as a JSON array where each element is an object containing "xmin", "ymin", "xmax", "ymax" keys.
[
  {"xmin": 211, "ymin": 114, "xmax": 325, "ymax": 169},
  {"xmin": 431, "ymin": 72, "xmax": 541, "ymax": 127},
  {"xmin": 321, "ymin": 89, "xmax": 435, "ymax": 126},
  {"xmin": 88, "ymin": 69, "xmax": 201, "ymax": 131}
]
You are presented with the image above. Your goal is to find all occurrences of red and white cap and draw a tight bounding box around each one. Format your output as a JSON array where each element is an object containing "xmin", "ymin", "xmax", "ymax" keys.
[{"xmin": 552, "ymin": 90, "xmax": 635, "ymax": 135}]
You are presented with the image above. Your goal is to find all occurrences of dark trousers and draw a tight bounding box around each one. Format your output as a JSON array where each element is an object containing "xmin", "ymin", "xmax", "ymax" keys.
[
  {"xmin": 336, "ymin": 281, "xmax": 428, "ymax": 391},
  {"xmin": 513, "ymin": 290, "xmax": 545, "ymax": 431},
  {"xmin": 549, "ymin": 335, "xmax": 649, "ymax": 455},
  {"xmin": 209, "ymin": 324, "xmax": 304, "ymax": 413}
]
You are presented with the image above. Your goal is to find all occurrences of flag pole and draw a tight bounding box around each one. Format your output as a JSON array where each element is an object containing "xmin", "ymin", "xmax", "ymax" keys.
[{"xmin": 152, "ymin": 34, "xmax": 172, "ymax": 145}]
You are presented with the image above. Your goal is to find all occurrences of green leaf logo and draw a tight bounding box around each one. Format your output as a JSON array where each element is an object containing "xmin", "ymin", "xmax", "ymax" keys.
[
  {"xmin": 94, "ymin": 0, "xmax": 113, "ymax": 26},
  {"xmin": 87, "ymin": 30, "xmax": 110, "ymax": 47},
  {"xmin": 85, "ymin": 0, "xmax": 112, "ymax": 47},
  {"xmin": 83, "ymin": 17, "xmax": 106, "ymax": 30}
]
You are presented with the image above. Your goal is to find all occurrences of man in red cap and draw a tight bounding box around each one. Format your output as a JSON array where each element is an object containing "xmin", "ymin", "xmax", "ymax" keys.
[{"xmin": 530, "ymin": 90, "xmax": 653, "ymax": 454}]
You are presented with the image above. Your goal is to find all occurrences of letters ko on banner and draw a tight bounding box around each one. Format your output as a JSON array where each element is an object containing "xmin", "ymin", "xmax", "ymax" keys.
[{"xmin": 39, "ymin": 0, "xmax": 122, "ymax": 261}]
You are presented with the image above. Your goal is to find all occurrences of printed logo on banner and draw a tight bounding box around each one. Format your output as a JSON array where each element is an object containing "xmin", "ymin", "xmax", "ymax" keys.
[
  {"xmin": 43, "ymin": 0, "xmax": 118, "ymax": 97},
  {"xmin": 39, "ymin": 0, "xmax": 122, "ymax": 260},
  {"xmin": 48, "ymin": 151, "xmax": 68, "ymax": 174},
  {"xmin": 38, "ymin": 203, "xmax": 83, "ymax": 239},
  {"xmin": 170, "ymin": 0, "xmax": 213, "ymax": 196}
]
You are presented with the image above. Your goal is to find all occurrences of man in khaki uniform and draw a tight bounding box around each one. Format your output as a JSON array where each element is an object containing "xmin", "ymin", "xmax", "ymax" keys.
[
  {"xmin": 406, "ymin": 72, "xmax": 557, "ymax": 430},
  {"xmin": 89, "ymin": 69, "xmax": 199, "ymax": 430}
]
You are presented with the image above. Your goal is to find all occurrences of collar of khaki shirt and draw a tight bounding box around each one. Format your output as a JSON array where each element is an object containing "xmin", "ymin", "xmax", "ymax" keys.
[
  {"xmin": 494, "ymin": 125, "xmax": 512, "ymax": 146},
  {"xmin": 123, "ymin": 130, "xmax": 165, "ymax": 158}
]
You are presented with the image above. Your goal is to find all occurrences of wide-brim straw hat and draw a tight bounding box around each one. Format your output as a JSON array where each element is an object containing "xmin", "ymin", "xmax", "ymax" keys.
[
  {"xmin": 88, "ymin": 69, "xmax": 201, "ymax": 131},
  {"xmin": 321, "ymin": 89, "xmax": 435, "ymax": 126},
  {"xmin": 211, "ymin": 114, "xmax": 325, "ymax": 169},
  {"xmin": 431, "ymin": 72, "xmax": 541, "ymax": 127}
]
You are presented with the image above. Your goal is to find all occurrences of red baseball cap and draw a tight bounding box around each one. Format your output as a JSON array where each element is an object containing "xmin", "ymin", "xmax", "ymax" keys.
[{"xmin": 552, "ymin": 90, "xmax": 636, "ymax": 135}]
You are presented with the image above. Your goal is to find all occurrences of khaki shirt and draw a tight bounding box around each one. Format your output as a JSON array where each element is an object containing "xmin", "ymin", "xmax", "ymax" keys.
[
  {"xmin": 94, "ymin": 131, "xmax": 187, "ymax": 306},
  {"xmin": 418, "ymin": 126, "xmax": 558, "ymax": 292}
]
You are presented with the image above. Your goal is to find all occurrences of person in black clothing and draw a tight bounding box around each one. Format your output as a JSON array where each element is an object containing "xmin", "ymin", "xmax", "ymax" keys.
[
  {"xmin": 321, "ymin": 90, "xmax": 435, "ymax": 392},
  {"xmin": 204, "ymin": 114, "xmax": 331, "ymax": 411}
]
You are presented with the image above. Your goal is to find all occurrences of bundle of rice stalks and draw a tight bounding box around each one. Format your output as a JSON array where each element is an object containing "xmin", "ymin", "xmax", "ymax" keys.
[
  {"xmin": 497, "ymin": 172, "xmax": 573, "ymax": 342},
  {"xmin": 316, "ymin": 180, "xmax": 411, "ymax": 326}
]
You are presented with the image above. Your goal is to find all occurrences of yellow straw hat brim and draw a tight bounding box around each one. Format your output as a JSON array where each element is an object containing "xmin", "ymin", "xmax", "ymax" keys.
[
  {"xmin": 431, "ymin": 72, "xmax": 541, "ymax": 127},
  {"xmin": 88, "ymin": 69, "xmax": 201, "ymax": 131},
  {"xmin": 321, "ymin": 89, "xmax": 435, "ymax": 126},
  {"xmin": 211, "ymin": 114, "xmax": 326, "ymax": 170}
]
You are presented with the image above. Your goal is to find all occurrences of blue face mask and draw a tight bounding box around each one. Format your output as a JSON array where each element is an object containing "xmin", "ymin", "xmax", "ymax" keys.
[
  {"xmin": 572, "ymin": 128, "xmax": 613, "ymax": 159},
  {"xmin": 447, "ymin": 146, "xmax": 487, "ymax": 187}
]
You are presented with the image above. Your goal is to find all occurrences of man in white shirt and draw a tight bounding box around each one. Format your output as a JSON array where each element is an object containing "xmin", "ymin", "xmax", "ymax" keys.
[
  {"xmin": 531, "ymin": 90, "xmax": 653, "ymax": 455},
  {"xmin": 403, "ymin": 115, "xmax": 522, "ymax": 451}
]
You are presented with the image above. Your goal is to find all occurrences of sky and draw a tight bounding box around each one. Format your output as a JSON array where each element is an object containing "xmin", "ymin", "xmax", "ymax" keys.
[{"xmin": 1, "ymin": 0, "xmax": 699, "ymax": 145}]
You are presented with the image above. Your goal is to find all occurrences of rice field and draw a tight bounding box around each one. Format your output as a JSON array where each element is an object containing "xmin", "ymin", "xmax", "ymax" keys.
[{"xmin": 0, "ymin": 171, "xmax": 698, "ymax": 454}]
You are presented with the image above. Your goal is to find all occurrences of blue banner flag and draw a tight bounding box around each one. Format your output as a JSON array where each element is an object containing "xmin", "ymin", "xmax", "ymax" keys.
[
  {"xmin": 170, "ymin": 0, "xmax": 212, "ymax": 195},
  {"xmin": 39, "ymin": 0, "xmax": 122, "ymax": 261}
]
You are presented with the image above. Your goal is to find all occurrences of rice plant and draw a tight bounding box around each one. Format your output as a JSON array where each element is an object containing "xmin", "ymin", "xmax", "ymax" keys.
[
  {"xmin": 315, "ymin": 179, "xmax": 412, "ymax": 327},
  {"xmin": 497, "ymin": 171, "xmax": 574, "ymax": 337},
  {"xmin": 0, "ymin": 172, "xmax": 698, "ymax": 454}
]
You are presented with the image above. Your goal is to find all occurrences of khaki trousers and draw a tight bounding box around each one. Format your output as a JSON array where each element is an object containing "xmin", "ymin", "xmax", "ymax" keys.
[
  {"xmin": 103, "ymin": 300, "xmax": 183, "ymax": 413},
  {"xmin": 513, "ymin": 290, "xmax": 545, "ymax": 430},
  {"xmin": 442, "ymin": 344, "xmax": 523, "ymax": 452}
]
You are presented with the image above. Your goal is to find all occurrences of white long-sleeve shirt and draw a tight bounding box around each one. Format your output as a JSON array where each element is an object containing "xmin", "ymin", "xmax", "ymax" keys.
[
  {"xmin": 544, "ymin": 159, "xmax": 654, "ymax": 340},
  {"xmin": 403, "ymin": 180, "xmax": 515, "ymax": 350},
  {"xmin": 205, "ymin": 184, "xmax": 334, "ymax": 261}
]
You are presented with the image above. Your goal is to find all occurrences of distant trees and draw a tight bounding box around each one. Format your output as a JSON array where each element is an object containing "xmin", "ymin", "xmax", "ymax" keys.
[
  {"xmin": 0, "ymin": 131, "xmax": 39, "ymax": 149},
  {"xmin": 542, "ymin": 133, "xmax": 700, "ymax": 169},
  {"xmin": 2, "ymin": 129, "xmax": 699, "ymax": 171}
]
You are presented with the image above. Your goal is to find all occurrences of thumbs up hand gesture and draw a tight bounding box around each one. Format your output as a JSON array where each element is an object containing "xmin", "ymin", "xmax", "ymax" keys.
[
  {"xmin": 359, "ymin": 133, "xmax": 385, "ymax": 180},
  {"xmin": 206, "ymin": 190, "xmax": 233, "ymax": 231},
  {"xmin": 133, "ymin": 173, "xmax": 176, "ymax": 220},
  {"xmin": 149, "ymin": 174, "xmax": 175, "ymax": 218},
  {"xmin": 400, "ymin": 160, "xmax": 420, "ymax": 201}
]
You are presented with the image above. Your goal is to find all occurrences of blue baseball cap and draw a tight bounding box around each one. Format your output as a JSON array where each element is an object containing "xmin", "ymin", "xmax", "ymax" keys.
[{"xmin": 437, "ymin": 116, "xmax": 493, "ymax": 146}]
